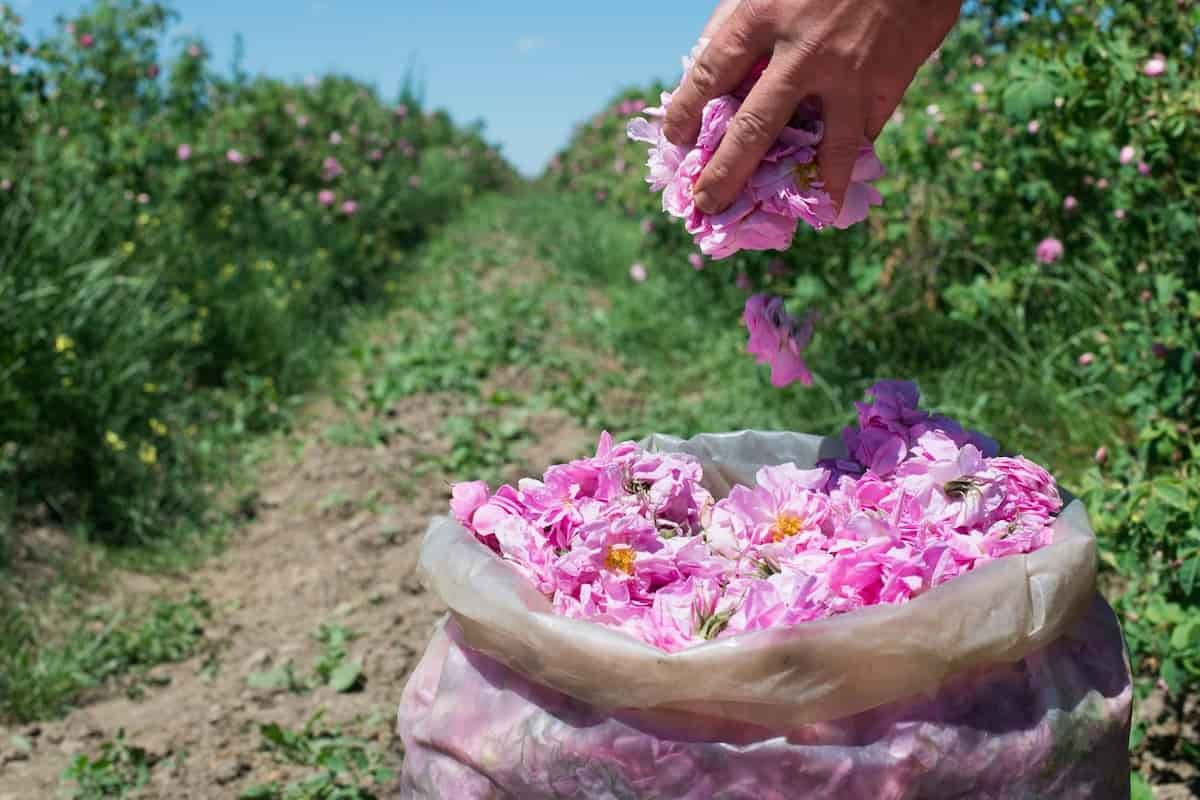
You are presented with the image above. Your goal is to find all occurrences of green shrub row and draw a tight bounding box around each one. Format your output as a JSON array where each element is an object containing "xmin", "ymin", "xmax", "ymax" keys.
[{"xmin": 0, "ymin": 1, "xmax": 515, "ymax": 544}]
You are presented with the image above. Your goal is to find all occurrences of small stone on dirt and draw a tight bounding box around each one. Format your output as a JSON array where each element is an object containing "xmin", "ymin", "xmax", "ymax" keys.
[{"xmin": 213, "ymin": 757, "xmax": 250, "ymax": 785}]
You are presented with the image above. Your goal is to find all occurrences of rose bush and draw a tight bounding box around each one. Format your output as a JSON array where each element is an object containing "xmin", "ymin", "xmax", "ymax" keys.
[{"xmin": 0, "ymin": 0, "xmax": 514, "ymax": 542}]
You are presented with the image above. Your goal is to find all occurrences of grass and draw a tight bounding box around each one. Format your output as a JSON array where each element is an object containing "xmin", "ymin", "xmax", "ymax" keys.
[{"xmin": 0, "ymin": 592, "xmax": 211, "ymax": 723}]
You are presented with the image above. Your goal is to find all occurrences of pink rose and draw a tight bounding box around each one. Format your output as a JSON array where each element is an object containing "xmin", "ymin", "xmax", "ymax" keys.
[{"xmin": 1035, "ymin": 237, "xmax": 1064, "ymax": 264}]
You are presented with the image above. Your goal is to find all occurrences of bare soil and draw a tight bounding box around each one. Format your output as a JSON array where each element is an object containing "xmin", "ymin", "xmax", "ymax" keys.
[{"xmin": 0, "ymin": 390, "xmax": 590, "ymax": 799}]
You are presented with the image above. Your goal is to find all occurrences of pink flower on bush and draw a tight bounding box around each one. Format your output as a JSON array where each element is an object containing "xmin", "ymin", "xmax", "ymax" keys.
[
  {"xmin": 1119, "ymin": 146, "xmax": 1135, "ymax": 165},
  {"xmin": 1097, "ymin": 178, "xmax": 1109, "ymax": 190},
  {"xmin": 368, "ymin": 148, "xmax": 384, "ymax": 162},
  {"xmin": 322, "ymin": 156, "xmax": 343, "ymax": 180},
  {"xmin": 1078, "ymin": 352, "xmax": 1095, "ymax": 366},
  {"xmin": 176, "ymin": 144, "xmax": 192, "ymax": 161},
  {"xmin": 1094, "ymin": 447, "xmax": 1108, "ymax": 465},
  {"xmin": 340, "ymin": 200, "xmax": 358, "ymax": 215},
  {"xmin": 1137, "ymin": 161, "xmax": 1151, "ymax": 176},
  {"xmin": 187, "ymin": 44, "xmax": 202, "ymax": 58},
  {"xmin": 318, "ymin": 189, "xmax": 335, "ymax": 206},
  {"xmin": 395, "ymin": 104, "xmax": 409, "ymax": 117},
  {"xmin": 226, "ymin": 149, "xmax": 245, "ymax": 164},
  {"xmin": 1, "ymin": 179, "xmax": 11, "ymax": 192},
  {"xmin": 329, "ymin": 131, "xmax": 343, "ymax": 145},
  {"xmin": 1114, "ymin": 209, "xmax": 1126, "ymax": 220},
  {"xmin": 971, "ymin": 82, "xmax": 985, "ymax": 95},
  {"xmin": 146, "ymin": 64, "xmax": 160, "ymax": 79},
  {"xmin": 1036, "ymin": 237, "xmax": 1064, "ymax": 264},
  {"xmin": 137, "ymin": 193, "xmax": 150, "ymax": 205},
  {"xmin": 688, "ymin": 253, "xmax": 703, "ymax": 271},
  {"xmin": 1027, "ymin": 120, "xmax": 1040, "ymax": 134},
  {"xmin": 629, "ymin": 263, "xmax": 647, "ymax": 282},
  {"xmin": 78, "ymin": 33, "xmax": 94, "ymax": 48},
  {"xmin": 1143, "ymin": 57, "xmax": 1166, "ymax": 77},
  {"xmin": 743, "ymin": 294, "xmax": 813, "ymax": 387},
  {"xmin": 1063, "ymin": 195, "xmax": 1077, "ymax": 211}
]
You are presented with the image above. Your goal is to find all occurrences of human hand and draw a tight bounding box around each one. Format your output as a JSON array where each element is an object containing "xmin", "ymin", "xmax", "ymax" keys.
[{"xmin": 664, "ymin": 0, "xmax": 962, "ymax": 216}]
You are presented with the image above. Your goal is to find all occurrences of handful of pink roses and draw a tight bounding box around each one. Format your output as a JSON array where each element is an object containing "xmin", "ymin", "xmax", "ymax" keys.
[
  {"xmin": 449, "ymin": 381, "xmax": 1061, "ymax": 653},
  {"xmin": 627, "ymin": 41, "xmax": 886, "ymax": 259}
]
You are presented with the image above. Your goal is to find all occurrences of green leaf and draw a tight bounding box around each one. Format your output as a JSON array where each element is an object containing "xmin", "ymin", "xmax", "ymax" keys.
[
  {"xmin": 1170, "ymin": 618, "xmax": 1200, "ymax": 651},
  {"xmin": 239, "ymin": 783, "xmax": 282, "ymax": 800},
  {"xmin": 329, "ymin": 660, "xmax": 364, "ymax": 693},
  {"xmin": 1161, "ymin": 658, "xmax": 1186, "ymax": 695},
  {"xmin": 1131, "ymin": 773, "xmax": 1154, "ymax": 800},
  {"xmin": 1002, "ymin": 69, "xmax": 1057, "ymax": 119},
  {"xmin": 246, "ymin": 667, "xmax": 290, "ymax": 690},
  {"xmin": 1154, "ymin": 479, "xmax": 1193, "ymax": 512},
  {"xmin": 1181, "ymin": 555, "xmax": 1200, "ymax": 596}
]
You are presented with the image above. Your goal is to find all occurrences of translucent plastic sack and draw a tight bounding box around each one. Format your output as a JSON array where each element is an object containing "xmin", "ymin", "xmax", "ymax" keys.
[{"xmin": 398, "ymin": 431, "xmax": 1133, "ymax": 799}]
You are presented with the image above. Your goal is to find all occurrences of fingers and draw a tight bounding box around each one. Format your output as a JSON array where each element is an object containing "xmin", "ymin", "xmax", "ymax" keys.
[
  {"xmin": 700, "ymin": 0, "xmax": 744, "ymax": 39},
  {"xmin": 816, "ymin": 93, "xmax": 870, "ymax": 212},
  {"xmin": 864, "ymin": 75, "xmax": 911, "ymax": 140},
  {"xmin": 693, "ymin": 59, "xmax": 808, "ymax": 215},
  {"xmin": 663, "ymin": 1, "xmax": 775, "ymax": 147}
]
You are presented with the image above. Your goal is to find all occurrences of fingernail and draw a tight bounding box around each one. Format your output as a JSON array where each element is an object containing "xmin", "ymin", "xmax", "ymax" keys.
[{"xmin": 694, "ymin": 190, "xmax": 716, "ymax": 215}]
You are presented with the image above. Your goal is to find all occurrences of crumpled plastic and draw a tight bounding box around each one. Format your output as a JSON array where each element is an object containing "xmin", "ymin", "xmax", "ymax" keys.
[{"xmin": 397, "ymin": 430, "xmax": 1133, "ymax": 799}]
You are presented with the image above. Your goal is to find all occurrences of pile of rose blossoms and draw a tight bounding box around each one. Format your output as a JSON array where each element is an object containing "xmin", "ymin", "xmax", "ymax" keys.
[
  {"xmin": 449, "ymin": 381, "xmax": 1062, "ymax": 653},
  {"xmin": 627, "ymin": 41, "xmax": 886, "ymax": 259}
]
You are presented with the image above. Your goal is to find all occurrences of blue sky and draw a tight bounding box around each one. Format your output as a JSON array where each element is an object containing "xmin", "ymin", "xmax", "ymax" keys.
[{"xmin": 11, "ymin": 1, "xmax": 710, "ymax": 175}]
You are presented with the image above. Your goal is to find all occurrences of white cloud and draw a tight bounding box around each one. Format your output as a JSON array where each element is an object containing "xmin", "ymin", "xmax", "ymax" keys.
[{"xmin": 514, "ymin": 36, "xmax": 546, "ymax": 56}]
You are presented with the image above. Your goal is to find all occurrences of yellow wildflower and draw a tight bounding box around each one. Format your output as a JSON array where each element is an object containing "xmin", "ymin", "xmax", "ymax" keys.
[
  {"xmin": 138, "ymin": 443, "xmax": 157, "ymax": 465},
  {"xmin": 105, "ymin": 431, "xmax": 127, "ymax": 451},
  {"xmin": 220, "ymin": 263, "xmax": 237, "ymax": 281},
  {"xmin": 143, "ymin": 382, "xmax": 158, "ymax": 394},
  {"xmin": 149, "ymin": 418, "xmax": 168, "ymax": 436},
  {"xmin": 121, "ymin": 241, "xmax": 136, "ymax": 256},
  {"xmin": 54, "ymin": 334, "xmax": 74, "ymax": 353}
]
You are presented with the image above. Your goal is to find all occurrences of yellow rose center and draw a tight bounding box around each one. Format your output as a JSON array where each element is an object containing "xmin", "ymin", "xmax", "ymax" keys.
[
  {"xmin": 793, "ymin": 161, "xmax": 820, "ymax": 189},
  {"xmin": 770, "ymin": 513, "xmax": 805, "ymax": 542},
  {"xmin": 604, "ymin": 545, "xmax": 636, "ymax": 575}
]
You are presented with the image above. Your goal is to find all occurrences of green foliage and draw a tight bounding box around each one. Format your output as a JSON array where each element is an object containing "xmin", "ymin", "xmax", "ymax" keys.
[
  {"xmin": 0, "ymin": 591, "xmax": 211, "ymax": 722},
  {"xmin": 245, "ymin": 623, "xmax": 365, "ymax": 695},
  {"xmin": 313, "ymin": 624, "xmax": 364, "ymax": 694},
  {"xmin": 241, "ymin": 712, "xmax": 396, "ymax": 800},
  {"xmin": 60, "ymin": 730, "xmax": 155, "ymax": 799},
  {"xmin": 0, "ymin": 0, "xmax": 514, "ymax": 544}
]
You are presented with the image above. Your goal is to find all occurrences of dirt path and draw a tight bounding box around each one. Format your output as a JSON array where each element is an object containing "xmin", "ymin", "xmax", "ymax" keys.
[{"xmin": 0, "ymin": 386, "xmax": 589, "ymax": 798}]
